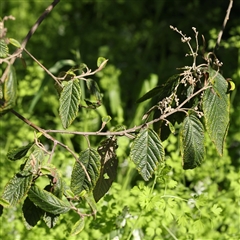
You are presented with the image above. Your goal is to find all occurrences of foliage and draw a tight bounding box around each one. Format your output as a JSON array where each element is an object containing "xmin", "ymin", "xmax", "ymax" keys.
[{"xmin": 0, "ymin": 1, "xmax": 239, "ymax": 239}]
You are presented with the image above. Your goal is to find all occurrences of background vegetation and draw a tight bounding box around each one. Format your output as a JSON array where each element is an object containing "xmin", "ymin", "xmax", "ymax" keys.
[{"xmin": 0, "ymin": 0, "xmax": 239, "ymax": 239}]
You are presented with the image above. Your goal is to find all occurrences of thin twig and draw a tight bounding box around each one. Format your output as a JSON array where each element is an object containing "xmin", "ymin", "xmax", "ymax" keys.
[
  {"xmin": 214, "ymin": 0, "xmax": 233, "ymax": 51},
  {"xmin": 10, "ymin": 109, "xmax": 91, "ymax": 182},
  {"xmin": 1, "ymin": 0, "xmax": 60, "ymax": 83},
  {"xmin": 45, "ymin": 85, "xmax": 210, "ymax": 137},
  {"xmin": 24, "ymin": 48, "xmax": 61, "ymax": 86}
]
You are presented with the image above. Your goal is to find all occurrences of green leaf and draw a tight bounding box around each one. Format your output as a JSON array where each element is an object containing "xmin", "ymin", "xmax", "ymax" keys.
[
  {"xmin": 70, "ymin": 148, "xmax": 101, "ymax": 195},
  {"xmin": 28, "ymin": 185, "xmax": 71, "ymax": 215},
  {"xmin": 137, "ymin": 74, "xmax": 179, "ymax": 103},
  {"xmin": 49, "ymin": 59, "xmax": 76, "ymax": 74},
  {"xmin": 59, "ymin": 79, "xmax": 81, "ymax": 129},
  {"xmin": 86, "ymin": 79, "xmax": 102, "ymax": 101},
  {"xmin": 130, "ymin": 128, "xmax": 165, "ymax": 181},
  {"xmin": 70, "ymin": 218, "xmax": 85, "ymax": 236},
  {"xmin": 180, "ymin": 114, "xmax": 205, "ymax": 169},
  {"xmin": 9, "ymin": 38, "xmax": 21, "ymax": 48},
  {"xmin": 0, "ymin": 198, "xmax": 10, "ymax": 208},
  {"xmin": 43, "ymin": 211, "xmax": 60, "ymax": 228},
  {"xmin": 1, "ymin": 174, "xmax": 33, "ymax": 206},
  {"xmin": 21, "ymin": 148, "xmax": 44, "ymax": 174},
  {"xmin": 203, "ymin": 68, "xmax": 230, "ymax": 155},
  {"xmin": 211, "ymin": 203, "xmax": 223, "ymax": 216},
  {"xmin": 7, "ymin": 142, "xmax": 34, "ymax": 161},
  {"xmin": 84, "ymin": 99, "xmax": 101, "ymax": 109},
  {"xmin": 22, "ymin": 197, "xmax": 44, "ymax": 229},
  {"xmin": 0, "ymin": 39, "xmax": 8, "ymax": 57},
  {"xmin": 102, "ymin": 115, "xmax": 112, "ymax": 124},
  {"xmin": 93, "ymin": 137, "xmax": 118, "ymax": 202},
  {"xmin": 227, "ymin": 80, "xmax": 235, "ymax": 92},
  {"xmin": 97, "ymin": 57, "xmax": 108, "ymax": 68},
  {"xmin": 0, "ymin": 65, "xmax": 18, "ymax": 114},
  {"xmin": 46, "ymin": 167, "xmax": 64, "ymax": 199}
]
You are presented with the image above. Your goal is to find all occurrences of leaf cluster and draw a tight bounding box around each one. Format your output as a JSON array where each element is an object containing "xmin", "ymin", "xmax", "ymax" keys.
[{"xmin": 0, "ymin": 5, "xmax": 235, "ymax": 237}]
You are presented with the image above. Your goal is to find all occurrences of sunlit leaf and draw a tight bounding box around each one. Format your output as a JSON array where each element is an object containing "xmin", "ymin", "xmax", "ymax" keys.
[
  {"xmin": 203, "ymin": 68, "xmax": 230, "ymax": 155},
  {"xmin": 180, "ymin": 114, "xmax": 205, "ymax": 169},
  {"xmin": 28, "ymin": 185, "xmax": 71, "ymax": 215},
  {"xmin": 0, "ymin": 198, "xmax": 10, "ymax": 208},
  {"xmin": 130, "ymin": 128, "xmax": 165, "ymax": 181},
  {"xmin": 1, "ymin": 173, "xmax": 33, "ymax": 206},
  {"xmin": 43, "ymin": 211, "xmax": 60, "ymax": 228},
  {"xmin": 21, "ymin": 148, "xmax": 45, "ymax": 174},
  {"xmin": 93, "ymin": 137, "xmax": 118, "ymax": 202},
  {"xmin": 9, "ymin": 38, "xmax": 21, "ymax": 48},
  {"xmin": 70, "ymin": 218, "xmax": 85, "ymax": 236},
  {"xmin": 0, "ymin": 65, "xmax": 18, "ymax": 114},
  {"xmin": 102, "ymin": 115, "xmax": 112, "ymax": 124},
  {"xmin": 59, "ymin": 79, "xmax": 81, "ymax": 129},
  {"xmin": 70, "ymin": 148, "xmax": 101, "ymax": 195},
  {"xmin": 227, "ymin": 80, "xmax": 235, "ymax": 92},
  {"xmin": 0, "ymin": 39, "xmax": 8, "ymax": 57},
  {"xmin": 97, "ymin": 57, "xmax": 108, "ymax": 69}
]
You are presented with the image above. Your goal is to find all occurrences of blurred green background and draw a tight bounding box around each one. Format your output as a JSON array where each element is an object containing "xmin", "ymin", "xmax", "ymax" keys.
[{"xmin": 0, "ymin": 0, "xmax": 239, "ymax": 239}]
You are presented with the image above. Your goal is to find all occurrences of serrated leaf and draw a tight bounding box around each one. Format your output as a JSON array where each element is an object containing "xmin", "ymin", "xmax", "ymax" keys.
[
  {"xmin": 59, "ymin": 79, "xmax": 81, "ymax": 129},
  {"xmin": 0, "ymin": 39, "xmax": 8, "ymax": 57},
  {"xmin": 83, "ymin": 193, "xmax": 97, "ymax": 215},
  {"xmin": 22, "ymin": 197, "xmax": 44, "ymax": 229},
  {"xmin": 21, "ymin": 148, "xmax": 44, "ymax": 174},
  {"xmin": 130, "ymin": 128, "xmax": 165, "ymax": 181},
  {"xmin": 70, "ymin": 148, "xmax": 101, "ymax": 195},
  {"xmin": 93, "ymin": 137, "xmax": 118, "ymax": 202},
  {"xmin": 28, "ymin": 185, "xmax": 71, "ymax": 215},
  {"xmin": 1, "ymin": 174, "xmax": 33, "ymax": 206},
  {"xmin": 0, "ymin": 65, "xmax": 17, "ymax": 114},
  {"xmin": 181, "ymin": 114, "xmax": 205, "ymax": 169},
  {"xmin": 7, "ymin": 142, "xmax": 34, "ymax": 161},
  {"xmin": 70, "ymin": 218, "xmax": 85, "ymax": 236},
  {"xmin": 43, "ymin": 211, "xmax": 60, "ymax": 228},
  {"xmin": 203, "ymin": 68, "xmax": 230, "ymax": 155},
  {"xmin": 9, "ymin": 38, "xmax": 21, "ymax": 48},
  {"xmin": 211, "ymin": 203, "xmax": 222, "ymax": 215}
]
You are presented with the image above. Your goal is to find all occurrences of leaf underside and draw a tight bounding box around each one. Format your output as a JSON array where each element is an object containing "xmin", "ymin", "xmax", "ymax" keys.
[
  {"xmin": 203, "ymin": 68, "xmax": 230, "ymax": 156},
  {"xmin": 181, "ymin": 114, "xmax": 205, "ymax": 169},
  {"xmin": 130, "ymin": 128, "xmax": 165, "ymax": 181}
]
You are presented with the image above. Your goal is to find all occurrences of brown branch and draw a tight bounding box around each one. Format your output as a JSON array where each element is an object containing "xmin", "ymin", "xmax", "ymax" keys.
[
  {"xmin": 214, "ymin": 0, "xmax": 233, "ymax": 51},
  {"xmin": 10, "ymin": 109, "xmax": 91, "ymax": 182},
  {"xmin": 1, "ymin": 0, "xmax": 60, "ymax": 83}
]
